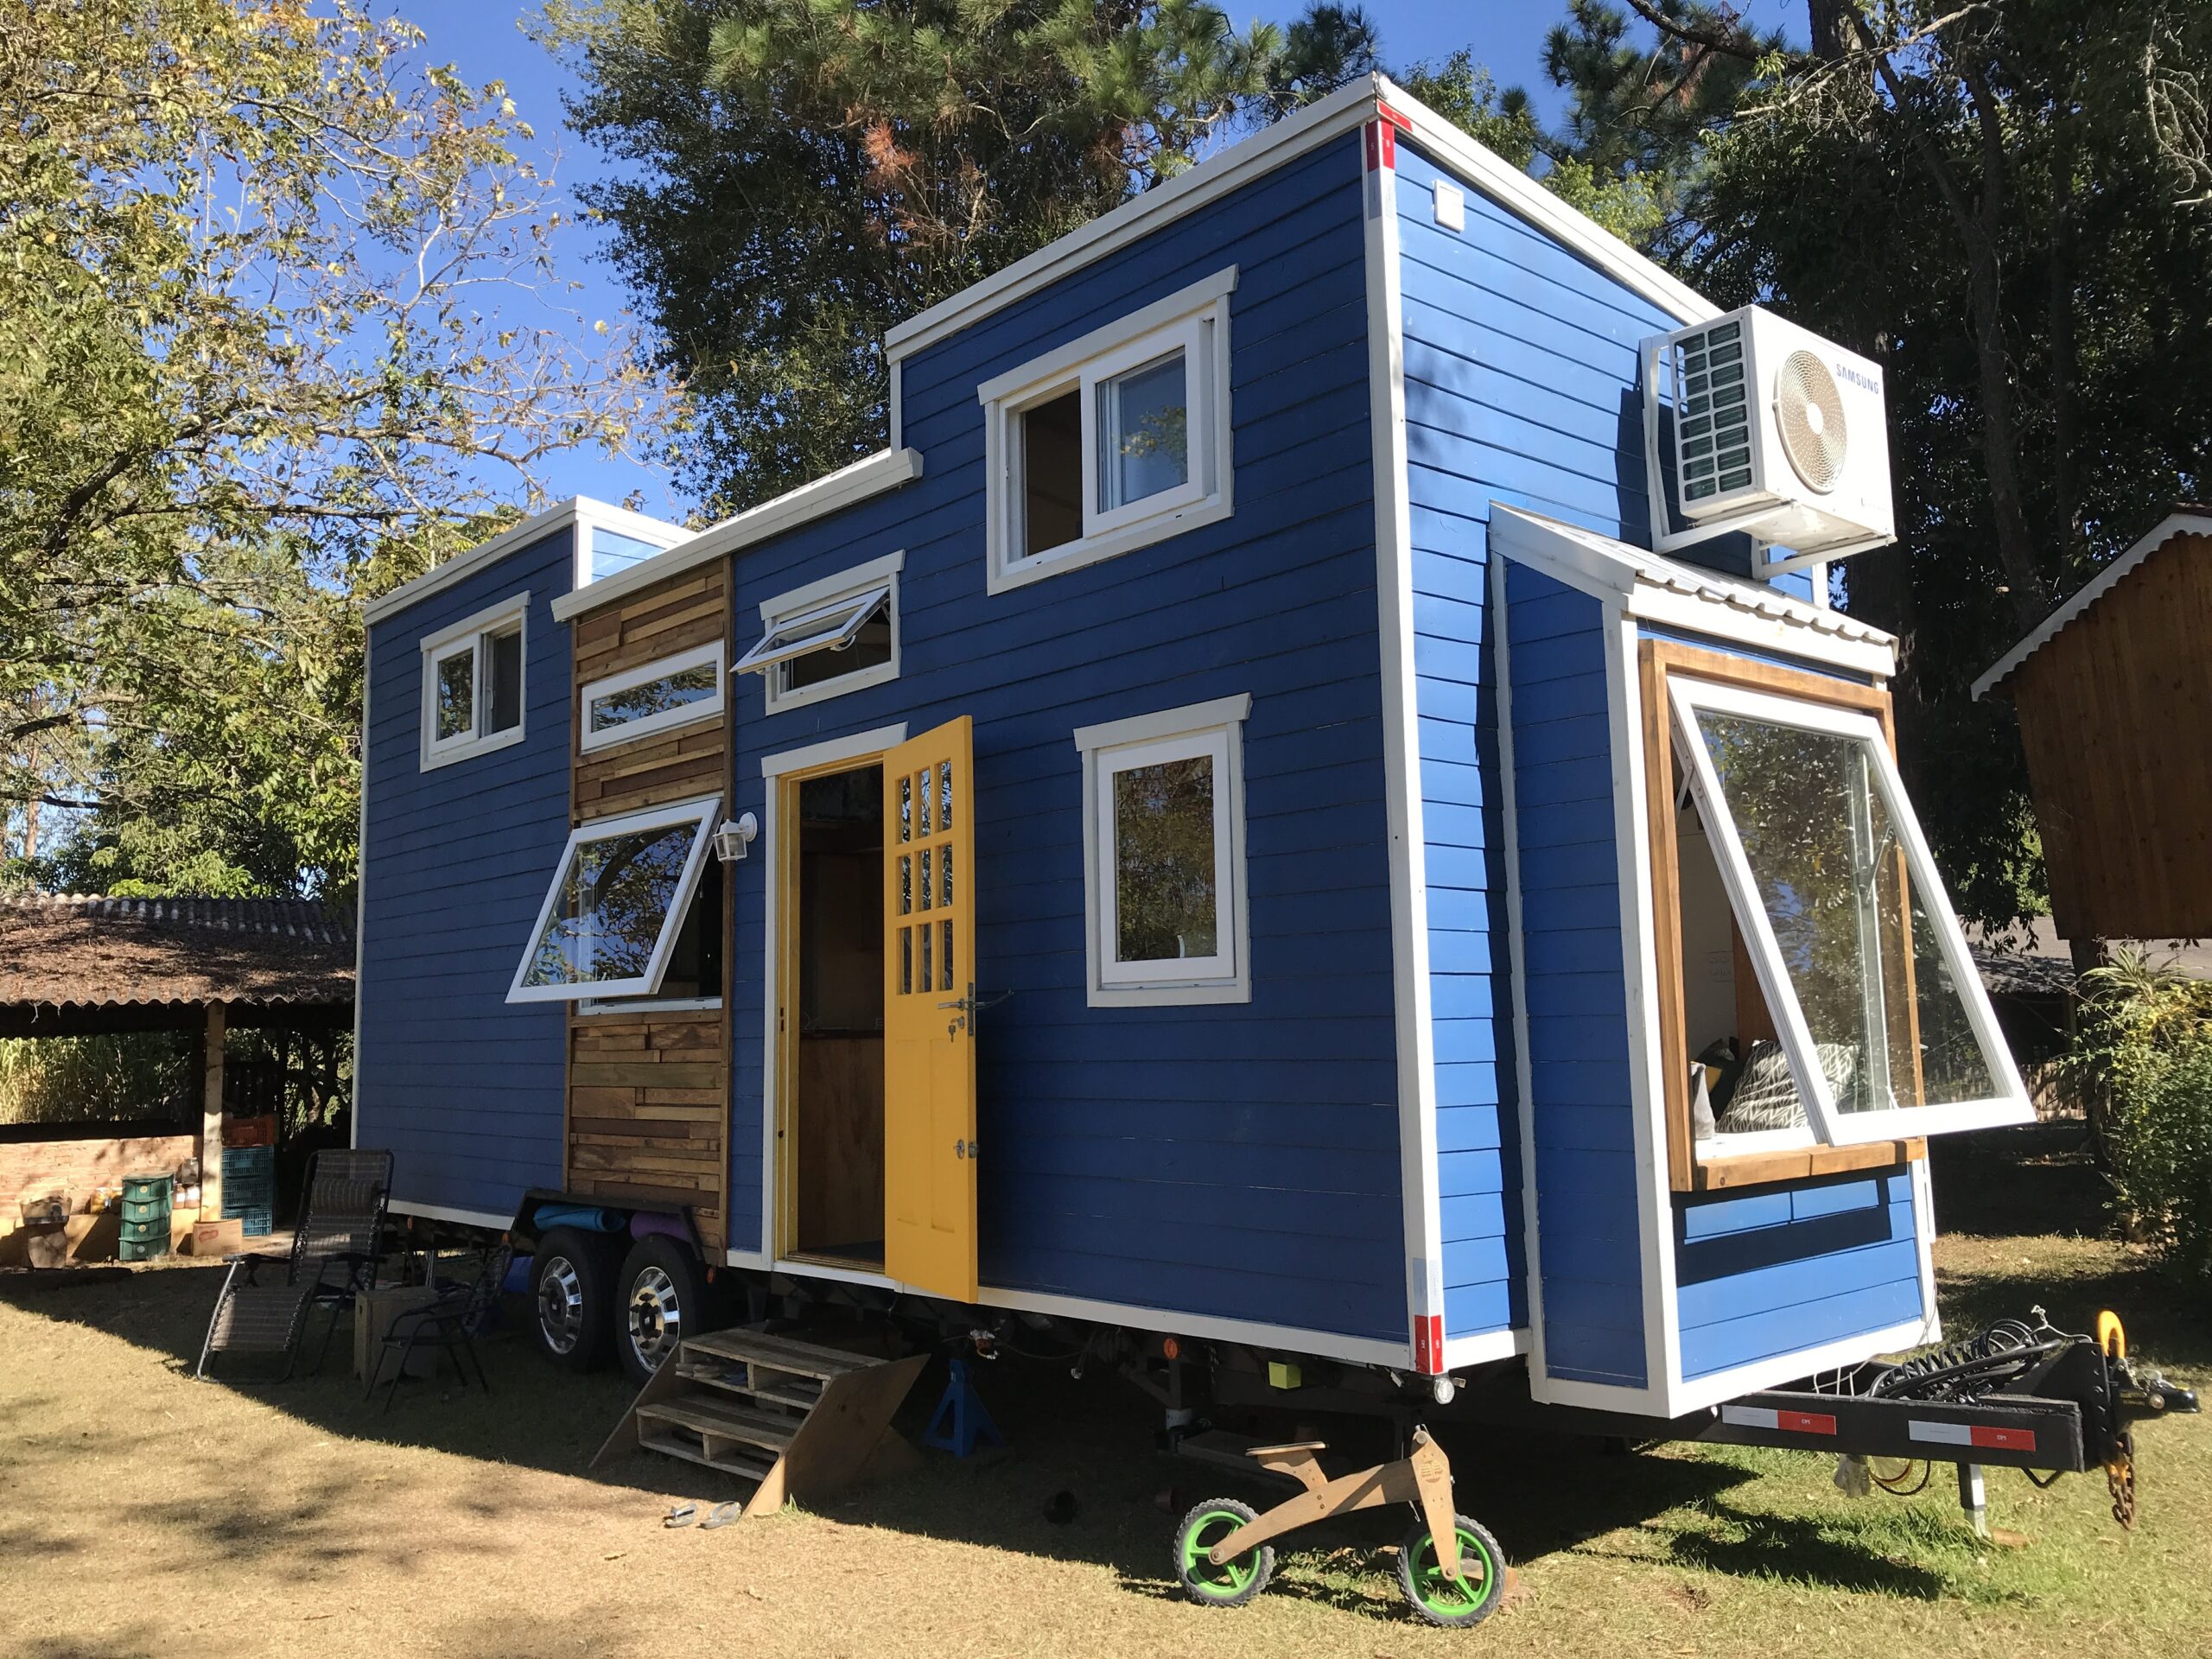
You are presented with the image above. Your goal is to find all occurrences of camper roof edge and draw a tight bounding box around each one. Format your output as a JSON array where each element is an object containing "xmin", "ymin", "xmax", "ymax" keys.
[
  {"xmin": 884, "ymin": 73, "xmax": 1715, "ymax": 365},
  {"xmin": 363, "ymin": 497, "xmax": 685, "ymax": 627}
]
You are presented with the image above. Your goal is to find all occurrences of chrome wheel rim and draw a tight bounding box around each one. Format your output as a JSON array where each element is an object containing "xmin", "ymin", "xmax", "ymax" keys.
[
  {"xmin": 537, "ymin": 1255, "xmax": 585, "ymax": 1355},
  {"xmin": 626, "ymin": 1265, "xmax": 683, "ymax": 1371}
]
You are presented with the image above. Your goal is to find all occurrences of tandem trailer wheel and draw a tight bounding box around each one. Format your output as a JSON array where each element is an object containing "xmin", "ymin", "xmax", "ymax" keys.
[
  {"xmin": 1397, "ymin": 1511, "xmax": 1507, "ymax": 1627},
  {"xmin": 616, "ymin": 1234, "xmax": 709, "ymax": 1389},
  {"xmin": 533, "ymin": 1227, "xmax": 615, "ymax": 1372}
]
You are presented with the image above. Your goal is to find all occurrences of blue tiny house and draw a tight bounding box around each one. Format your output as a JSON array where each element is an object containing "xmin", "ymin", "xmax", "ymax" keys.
[{"xmin": 353, "ymin": 77, "xmax": 2032, "ymax": 1418}]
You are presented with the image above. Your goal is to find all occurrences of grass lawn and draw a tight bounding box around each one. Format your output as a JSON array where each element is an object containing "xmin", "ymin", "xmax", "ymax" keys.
[{"xmin": 2, "ymin": 1125, "xmax": 2206, "ymax": 1658}]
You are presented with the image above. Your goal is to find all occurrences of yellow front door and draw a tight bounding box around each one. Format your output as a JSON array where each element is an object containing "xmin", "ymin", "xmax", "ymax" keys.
[{"xmin": 881, "ymin": 717, "xmax": 978, "ymax": 1300}]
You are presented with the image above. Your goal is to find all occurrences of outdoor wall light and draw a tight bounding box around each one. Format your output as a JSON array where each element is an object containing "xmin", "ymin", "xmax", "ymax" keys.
[{"xmin": 713, "ymin": 812, "xmax": 759, "ymax": 862}]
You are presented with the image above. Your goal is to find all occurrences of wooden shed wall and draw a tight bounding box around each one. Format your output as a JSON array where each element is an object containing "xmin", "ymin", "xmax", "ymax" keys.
[
  {"xmin": 565, "ymin": 562, "xmax": 731, "ymax": 1252},
  {"xmin": 2007, "ymin": 531, "xmax": 2212, "ymax": 940}
]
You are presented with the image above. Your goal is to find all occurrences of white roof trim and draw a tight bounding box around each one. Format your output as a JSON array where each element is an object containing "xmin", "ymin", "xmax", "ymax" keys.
[
  {"xmin": 1489, "ymin": 505, "xmax": 1898, "ymax": 679},
  {"xmin": 365, "ymin": 498, "xmax": 685, "ymax": 626},
  {"xmin": 885, "ymin": 74, "xmax": 1713, "ymax": 366},
  {"xmin": 551, "ymin": 448, "xmax": 924, "ymax": 623},
  {"xmin": 1973, "ymin": 511, "xmax": 2212, "ymax": 700}
]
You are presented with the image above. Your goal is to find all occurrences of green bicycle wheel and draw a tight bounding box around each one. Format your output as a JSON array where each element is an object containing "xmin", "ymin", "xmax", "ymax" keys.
[
  {"xmin": 1173, "ymin": 1497, "xmax": 1274, "ymax": 1608},
  {"xmin": 1398, "ymin": 1512, "xmax": 1506, "ymax": 1627}
]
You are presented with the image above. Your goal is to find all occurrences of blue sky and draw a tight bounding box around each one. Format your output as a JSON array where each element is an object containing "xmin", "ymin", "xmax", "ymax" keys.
[{"xmin": 413, "ymin": 3, "xmax": 1796, "ymax": 519}]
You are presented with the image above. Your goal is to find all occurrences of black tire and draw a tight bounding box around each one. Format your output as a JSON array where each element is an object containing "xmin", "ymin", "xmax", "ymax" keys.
[
  {"xmin": 616, "ymin": 1234, "xmax": 710, "ymax": 1389},
  {"xmin": 532, "ymin": 1227, "xmax": 615, "ymax": 1372},
  {"xmin": 1173, "ymin": 1497, "xmax": 1274, "ymax": 1608},
  {"xmin": 1397, "ymin": 1511, "xmax": 1507, "ymax": 1628}
]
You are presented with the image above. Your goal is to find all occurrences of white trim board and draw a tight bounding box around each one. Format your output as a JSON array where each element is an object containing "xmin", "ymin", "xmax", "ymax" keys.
[
  {"xmin": 1490, "ymin": 505, "xmax": 1897, "ymax": 678},
  {"xmin": 1363, "ymin": 118, "xmax": 1443, "ymax": 1377},
  {"xmin": 389, "ymin": 1199, "xmax": 513, "ymax": 1231},
  {"xmin": 366, "ymin": 498, "xmax": 684, "ymax": 626},
  {"xmin": 759, "ymin": 723, "xmax": 910, "ymax": 779},
  {"xmin": 886, "ymin": 74, "xmax": 1712, "ymax": 365},
  {"xmin": 552, "ymin": 448, "xmax": 924, "ymax": 623},
  {"xmin": 1974, "ymin": 510, "xmax": 2212, "ymax": 698}
]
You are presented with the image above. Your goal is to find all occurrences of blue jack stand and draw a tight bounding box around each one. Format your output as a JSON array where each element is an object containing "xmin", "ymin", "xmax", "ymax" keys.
[{"xmin": 921, "ymin": 1357, "xmax": 1005, "ymax": 1457}]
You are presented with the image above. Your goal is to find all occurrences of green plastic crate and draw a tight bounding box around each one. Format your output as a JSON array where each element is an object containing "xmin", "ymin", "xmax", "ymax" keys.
[
  {"xmin": 118, "ymin": 1217, "xmax": 168, "ymax": 1244},
  {"xmin": 118, "ymin": 1236, "xmax": 169, "ymax": 1262},
  {"xmin": 119, "ymin": 1195, "xmax": 170, "ymax": 1226},
  {"xmin": 121, "ymin": 1173, "xmax": 173, "ymax": 1201}
]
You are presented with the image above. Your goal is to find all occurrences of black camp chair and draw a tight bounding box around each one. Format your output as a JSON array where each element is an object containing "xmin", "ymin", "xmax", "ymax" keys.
[
  {"xmin": 197, "ymin": 1147, "xmax": 393, "ymax": 1380},
  {"xmin": 363, "ymin": 1242, "xmax": 512, "ymax": 1410}
]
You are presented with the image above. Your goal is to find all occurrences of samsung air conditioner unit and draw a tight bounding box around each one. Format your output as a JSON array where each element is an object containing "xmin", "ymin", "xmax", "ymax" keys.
[{"xmin": 1641, "ymin": 305, "xmax": 1895, "ymax": 575}]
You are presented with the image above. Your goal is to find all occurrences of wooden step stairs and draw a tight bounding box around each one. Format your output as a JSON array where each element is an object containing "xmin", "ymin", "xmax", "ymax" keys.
[{"xmin": 593, "ymin": 1327, "xmax": 927, "ymax": 1517}]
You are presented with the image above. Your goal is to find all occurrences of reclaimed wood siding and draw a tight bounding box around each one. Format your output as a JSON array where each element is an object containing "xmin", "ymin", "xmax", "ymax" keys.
[
  {"xmin": 358, "ymin": 530, "xmax": 575, "ymax": 1218},
  {"xmin": 568, "ymin": 1009, "xmax": 729, "ymax": 1250},
  {"xmin": 2007, "ymin": 531, "xmax": 2212, "ymax": 939},
  {"xmin": 567, "ymin": 563, "xmax": 730, "ymax": 1249},
  {"xmin": 722, "ymin": 133, "xmax": 1406, "ymax": 1341}
]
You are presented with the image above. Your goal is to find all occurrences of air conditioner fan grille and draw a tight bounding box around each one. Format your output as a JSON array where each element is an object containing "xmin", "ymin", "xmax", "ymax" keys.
[{"xmin": 1774, "ymin": 348, "xmax": 1848, "ymax": 493}]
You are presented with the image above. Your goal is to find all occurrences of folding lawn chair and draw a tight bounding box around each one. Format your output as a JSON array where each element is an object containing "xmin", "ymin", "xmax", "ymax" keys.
[
  {"xmin": 363, "ymin": 1241, "xmax": 512, "ymax": 1411},
  {"xmin": 196, "ymin": 1147, "xmax": 393, "ymax": 1380}
]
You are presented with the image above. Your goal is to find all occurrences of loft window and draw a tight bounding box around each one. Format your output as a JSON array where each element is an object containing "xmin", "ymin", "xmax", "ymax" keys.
[
  {"xmin": 580, "ymin": 642, "xmax": 724, "ymax": 753},
  {"xmin": 735, "ymin": 550, "xmax": 902, "ymax": 712},
  {"xmin": 418, "ymin": 595, "xmax": 528, "ymax": 771},
  {"xmin": 507, "ymin": 796, "xmax": 721, "ymax": 1003},
  {"xmin": 1073, "ymin": 694, "xmax": 1252, "ymax": 1007},
  {"xmin": 1652, "ymin": 660, "xmax": 2028, "ymax": 1168},
  {"xmin": 980, "ymin": 267, "xmax": 1235, "ymax": 594}
]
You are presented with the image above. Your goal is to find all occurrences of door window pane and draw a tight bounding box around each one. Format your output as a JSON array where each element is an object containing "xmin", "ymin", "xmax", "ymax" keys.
[
  {"xmin": 519, "ymin": 816, "xmax": 705, "ymax": 990},
  {"xmin": 1098, "ymin": 351, "xmax": 1188, "ymax": 512},
  {"xmin": 486, "ymin": 626, "xmax": 524, "ymax": 734},
  {"xmin": 1111, "ymin": 753, "xmax": 1217, "ymax": 963},
  {"xmin": 435, "ymin": 650, "xmax": 474, "ymax": 741},
  {"xmin": 1689, "ymin": 709, "xmax": 1998, "ymax": 1113}
]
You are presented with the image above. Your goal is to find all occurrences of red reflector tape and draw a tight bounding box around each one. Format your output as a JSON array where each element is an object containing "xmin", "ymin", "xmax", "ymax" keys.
[
  {"xmin": 1779, "ymin": 1410, "xmax": 1839, "ymax": 1436},
  {"xmin": 1719, "ymin": 1405, "xmax": 1835, "ymax": 1436},
  {"xmin": 1909, "ymin": 1420, "xmax": 2037, "ymax": 1452}
]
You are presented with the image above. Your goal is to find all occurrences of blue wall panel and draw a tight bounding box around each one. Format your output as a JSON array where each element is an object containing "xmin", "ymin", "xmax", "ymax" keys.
[
  {"xmin": 358, "ymin": 531, "xmax": 575, "ymax": 1218},
  {"xmin": 1675, "ymin": 1170, "xmax": 1925, "ymax": 1379},
  {"xmin": 721, "ymin": 132, "xmax": 1407, "ymax": 1344}
]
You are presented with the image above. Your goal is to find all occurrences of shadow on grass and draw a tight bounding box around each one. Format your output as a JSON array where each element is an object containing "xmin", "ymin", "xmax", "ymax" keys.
[{"xmin": 1928, "ymin": 1121, "xmax": 2110, "ymax": 1239}]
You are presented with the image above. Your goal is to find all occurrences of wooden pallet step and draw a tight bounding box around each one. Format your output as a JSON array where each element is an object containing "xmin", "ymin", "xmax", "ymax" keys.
[
  {"xmin": 637, "ymin": 1395, "xmax": 803, "ymax": 1452},
  {"xmin": 673, "ymin": 1362, "xmax": 823, "ymax": 1411},
  {"xmin": 637, "ymin": 1429, "xmax": 779, "ymax": 1483},
  {"xmin": 681, "ymin": 1327, "xmax": 885, "ymax": 1379}
]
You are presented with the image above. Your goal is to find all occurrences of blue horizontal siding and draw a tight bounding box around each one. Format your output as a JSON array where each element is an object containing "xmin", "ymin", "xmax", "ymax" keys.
[
  {"xmin": 358, "ymin": 530, "xmax": 575, "ymax": 1219},
  {"xmin": 1675, "ymin": 1169, "xmax": 1926, "ymax": 1380},
  {"xmin": 721, "ymin": 130, "xmax": 1406, "ymax": 1345}
]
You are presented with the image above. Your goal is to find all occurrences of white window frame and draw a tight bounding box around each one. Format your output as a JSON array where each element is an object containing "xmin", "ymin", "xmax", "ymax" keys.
[
  {"xmin": 1074, "ymin": 693, "xmax": 1252, "ymax": 1007},
  {"xmin": 579, "ymin": 641, "xmax": 725, "ymax": 754},
  {"xmin": 417, "ymin": 594, "xmax": 529, "ymax": 772},
  {"xmin": 506, "ymin": 794, "xmax": 722, "ymax": 1004},
  {"xmin": 739, "ymin": 550, "xmax": 903, "ymax": 714},
  {"xmin": 1667, "ymin": 675, "xmax": 2031, "ymax": 1147},
  {"xmin": 981, "ymin": 267, "xmax": 1236, "ymax": 595}
]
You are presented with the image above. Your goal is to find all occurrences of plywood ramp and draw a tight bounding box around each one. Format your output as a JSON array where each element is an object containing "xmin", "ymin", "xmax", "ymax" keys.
[{"xmin": 593, "ymin": 1327, "xmax": 927, "ymax": 1518}]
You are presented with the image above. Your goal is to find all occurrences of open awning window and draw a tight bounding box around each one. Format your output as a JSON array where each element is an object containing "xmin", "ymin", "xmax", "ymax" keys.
[
  {"xmin": 507, "ymin": 796, "xmax": 721, "ymax": 1003},
  {"xmin": 1668, "ymin": 677, "xmax": 2031, "ymax": 1147},
  {"xmin": 731, "ymin": 584, "xmax": 892, "ymax": 679}
]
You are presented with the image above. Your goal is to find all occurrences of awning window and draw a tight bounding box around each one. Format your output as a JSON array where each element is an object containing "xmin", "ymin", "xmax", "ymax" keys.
[
  {"xmin": 1668, "ymin": 676, "xmax": 2029, "ymax": 1146},
  {"xmin": 732, "ymin": 585, "xmax": 892, "ymax": 679},
  {"xmin": 507, "ymin": 796, "xmax": 721, "ymax": 1003}
]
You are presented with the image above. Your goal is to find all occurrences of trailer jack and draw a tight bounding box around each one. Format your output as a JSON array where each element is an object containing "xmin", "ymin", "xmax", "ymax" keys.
[{"xmin": 1701, "ymin": 1307, "xmax": 2196, "ymax": 1531}]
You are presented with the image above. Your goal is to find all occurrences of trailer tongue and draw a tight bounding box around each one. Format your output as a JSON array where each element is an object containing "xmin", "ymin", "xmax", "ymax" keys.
[{"xmin": 1695, "ymin": 1308, "xmax": 2197, "ymax": 1530}]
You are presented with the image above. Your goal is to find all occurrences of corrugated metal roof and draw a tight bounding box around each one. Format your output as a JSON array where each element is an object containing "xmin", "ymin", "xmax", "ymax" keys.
[{"xmin": 0, "ymin": 893, "xmax": 353, "ymax": 1013}]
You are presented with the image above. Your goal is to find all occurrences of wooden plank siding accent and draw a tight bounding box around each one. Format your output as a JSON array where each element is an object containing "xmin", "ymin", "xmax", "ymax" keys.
[
  {"xmin": 2005, "ymin": 531, "xmax": 2212, "ymax": 940},
  {"xmin": 564, "ymin": 561, "xmax": 733, "ymax": 1249}
]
